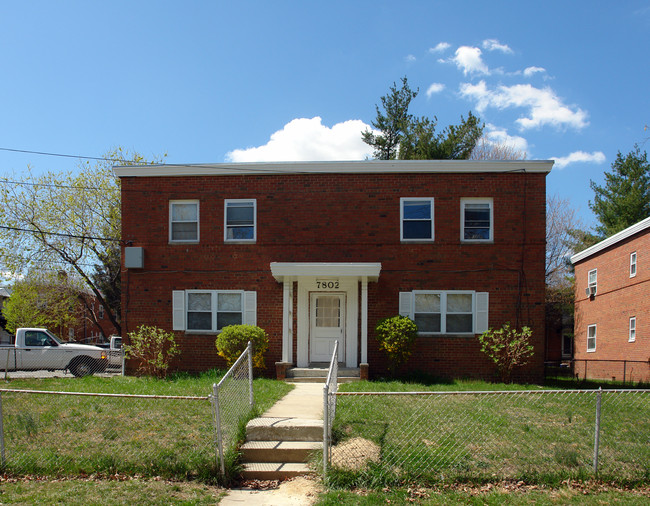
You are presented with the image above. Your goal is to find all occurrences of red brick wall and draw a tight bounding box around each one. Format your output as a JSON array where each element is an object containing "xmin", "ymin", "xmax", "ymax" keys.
[
  {"xmin": 120, "ymin": 171, "xmax": 547, "ymax": 382},
  {"xmin": 573, "ymin": 231, "xmax": 650, "ymax": 382}
]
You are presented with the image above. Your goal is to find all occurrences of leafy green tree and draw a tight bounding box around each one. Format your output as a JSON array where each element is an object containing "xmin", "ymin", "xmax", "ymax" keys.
[
  {"xmin": 362, "ymin": 77, "xmax": 484, "ymax": 161},
  {"xmin": 589, "ymin": 145, "xmax": 650, "ymax": 237},
  {"xmin": 123, "ymin": 325, "xmax": 180, "ymax": 378},
  {"xmin": 0, "ymin": 147, "xmax": 165, "ymax": 336},
  {"xmin": 1, "ymin": 270, "xmax": 82, "ymax": 336}
]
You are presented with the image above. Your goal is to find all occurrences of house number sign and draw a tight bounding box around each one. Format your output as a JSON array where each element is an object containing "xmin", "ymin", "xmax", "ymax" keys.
[{"xmin": 316, "ymin": 279, "xmax": 340, "ymax": 289}]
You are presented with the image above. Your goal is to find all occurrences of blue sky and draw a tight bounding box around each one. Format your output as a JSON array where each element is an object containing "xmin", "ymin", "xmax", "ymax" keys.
[{"xmin": 1, "ymin": 1, "xmax": 649, "ymax": 228}]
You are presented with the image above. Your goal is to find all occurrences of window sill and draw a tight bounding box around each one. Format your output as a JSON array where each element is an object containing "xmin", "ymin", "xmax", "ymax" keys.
[
  {"xmin": 586, "ymin": 349, "xmax": 596, "ymax": 353},
  {"xmin": 184, "ymin": 330, "xmax": 219, "ymax": 336},
  {"xmin": 224, "ymin": 240, "xmax": 257, "ymax": 244},
  {"xmin": 169, "ymin": 241, "xmax": 200, "ymax": 245},
  {"xmin": 418, "ymin": 333, "xmax": 476, "ymax": 338},
  {"xmin": 461, "ymin": 240, "xmax": 493, "ymax": 244},
  {"xmin": 401, "ymin": 239, "xmax": 435, "ymax": 244}
]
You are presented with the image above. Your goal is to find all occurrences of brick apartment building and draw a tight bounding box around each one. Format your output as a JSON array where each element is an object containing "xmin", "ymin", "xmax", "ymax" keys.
[
  {"xmin": 115, "ymin": 160, "xmax": 552, "ymax": 381},
  {"xmin": 571, "ymin": 217, "xmax": 650, "ymax": 383}
]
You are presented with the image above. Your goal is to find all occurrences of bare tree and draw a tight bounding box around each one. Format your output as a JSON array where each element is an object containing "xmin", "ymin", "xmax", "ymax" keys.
[
  {"xmin": 546, "ymin": 194, "xmax": 583, "ymax": 288},
  {"xmin": 470, "ymin": 136, "xmax": 527, "ymax": 160}
]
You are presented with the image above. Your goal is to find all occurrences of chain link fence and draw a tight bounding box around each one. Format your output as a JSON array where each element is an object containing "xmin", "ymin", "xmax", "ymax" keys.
[
  {"xmin": 324, "ymin": 388, "xmax": 650, "ymax": 485},
  {"xmin": 0, "ymin": 343, "xmax": 254, "ymax": 482},
  {"xmin": 0, "ymin": 389, "xmax": 216, "ymax": 480},
  {"xmin": 211, "ymin": 341, "xmax": 254, "ymax": 475}
]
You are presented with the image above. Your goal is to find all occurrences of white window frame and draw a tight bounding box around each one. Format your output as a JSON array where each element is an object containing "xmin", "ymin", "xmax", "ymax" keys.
[
  {"xmin": 588, "ymin": 269, "xmax": 597, "ymax": 295},
  {"xmin": 461, "ymin": 198, "xmax": 493, "ymax": 243},
  {"xmin": 169, "ymin": 200, "xmax": 200, "ymax": 243},
  {"xmin": 185, "ymin": 290, "xmax": 245, "ymax": 333},
  {"xmin": 224, "ymin": 199, "xmax": 257, "ymax": 243},
  {"xmin": 400, "ymin": 197, "xmax": 434, "ymax": 242},
  {"xmin": 587, "ymin": 324, "xmax": 596, "ymax": 352},
  {"xmin": 630, "ymin": 252, "xmax": 637, "ymax": 278},
  {"xmin": 629, "ymin": 316, "xmax": 636, "ymax": 342},
  {"xmin": 98, "ymin": 305, "xmax": 104, "ymax": 319},
  {"xmin": 408, "ymin": 290, "xmax": 477, "ymax": 335}
]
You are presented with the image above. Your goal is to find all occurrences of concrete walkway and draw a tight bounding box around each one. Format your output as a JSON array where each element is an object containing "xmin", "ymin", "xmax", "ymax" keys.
[{"xmin": 219, "ymin": 383, "xmax": 324, "ymax": 505}]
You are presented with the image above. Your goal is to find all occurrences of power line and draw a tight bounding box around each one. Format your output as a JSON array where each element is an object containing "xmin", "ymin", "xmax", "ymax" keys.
[
  {"xmin": 0, "ymin": 146, "xmax": 131, "ymax": 163},
  {"xmin": 0, "ymin": 225, "xmax": 120, "ymax": 243}
]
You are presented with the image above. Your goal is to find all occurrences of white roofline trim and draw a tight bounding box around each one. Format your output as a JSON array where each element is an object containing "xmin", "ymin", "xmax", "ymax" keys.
[
  {"xmin": 114, "ymin": 160, "xmax": 553, "ymax": 178},
  {"xmin": 570, "ymin": 216, "xmax": 650, "ymax": 264},
  {"xmin": 270, "ymin": 262, "xmax": 382, "ymax": 282}
]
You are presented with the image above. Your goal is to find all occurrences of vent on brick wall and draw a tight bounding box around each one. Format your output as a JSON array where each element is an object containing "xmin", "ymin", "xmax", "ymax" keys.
[{"xmin": 124, "ymin": 247, "xmax": 144, "ymax": 269}]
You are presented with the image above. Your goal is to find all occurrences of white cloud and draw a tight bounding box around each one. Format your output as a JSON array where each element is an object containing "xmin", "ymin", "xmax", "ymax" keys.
[
  {"xmin": 523, "ymin": 66, "xmax": 546, "ymax": 77},
  {"xmin": 551, "ymin": 151, "xmax": 606, "ymax": 169},
  {"xmin": 405, "ymin": 54, "xmax": 416, "ymax": 63},
  {"xmin": 225, "ymin": 117, "xmax": 374, "ymax": 162},
  {"xmin": 426, "ymin": 83, "xmax": 445, "ymax": 97},
  {"xmin": 483, "ymin": 124, "xmax": 529, "ymax": 153},
  {"xmin": 482, "ymin": 39, "xmax": 513, "ymax": 54},
  {"xmin": 459, "ymin": 81, "xmax": 589, "ymax": 130},
  {"xmin": 451, "ymin": 46, "xmax": 489, "ymax": 75},
  {"xmin": 429, "ymin": 42, "xmax": 450, "ymax": 53}
]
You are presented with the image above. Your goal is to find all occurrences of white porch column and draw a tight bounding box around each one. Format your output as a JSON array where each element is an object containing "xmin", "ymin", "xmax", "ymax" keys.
[
  {"xmin": 361, "ymin": 276, "xmax": 368, "ymax": 364},
  {"xmin": 282, "ymin": 279, "xmax": 293, "ymax": 363}
]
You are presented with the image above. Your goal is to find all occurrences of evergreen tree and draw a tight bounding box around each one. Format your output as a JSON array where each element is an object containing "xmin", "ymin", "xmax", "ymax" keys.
[{"xmin": 589, "ymin": 145, "xmax": 650, "ymax": 237}]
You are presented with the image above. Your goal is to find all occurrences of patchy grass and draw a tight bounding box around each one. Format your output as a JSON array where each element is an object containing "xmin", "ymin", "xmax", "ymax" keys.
[
  {"xmin": 0, "ymin": 477, "xmax": 226, "ymax": 505},
  {"xmin": 0, "ymin": 371, "xmax": 292, "ymax": 484}
]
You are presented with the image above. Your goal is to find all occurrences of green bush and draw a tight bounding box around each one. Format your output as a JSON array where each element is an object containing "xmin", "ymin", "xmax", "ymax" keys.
[
  {"xmin": 123, "ymin": 325, "xmax": 180, "ymax": 378},
  {"xmin": 375, "ymin": 315, "xmax": 418, "ymax": 375},
  {"xmin": 215, "ymin": 324, "xmax": 268, "ymax": 369},
  {"xmin": 478, "ymin": 322, "xmax": 534, "ymax": 383}
]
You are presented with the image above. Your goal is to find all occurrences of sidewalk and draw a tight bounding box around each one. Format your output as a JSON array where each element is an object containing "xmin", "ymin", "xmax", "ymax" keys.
[{"xmin": 219, "ymin": 383, "xmax": 324, "ymax": 505}]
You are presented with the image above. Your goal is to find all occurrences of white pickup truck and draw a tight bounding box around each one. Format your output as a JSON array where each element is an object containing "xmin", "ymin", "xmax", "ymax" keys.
[
  {"xmin": 0, "ymin": 328, "xmax": 109, "ymax": 377},
  {"xmin": 97, "ymin": 336, "xmax": 122, "ymax": 369}
]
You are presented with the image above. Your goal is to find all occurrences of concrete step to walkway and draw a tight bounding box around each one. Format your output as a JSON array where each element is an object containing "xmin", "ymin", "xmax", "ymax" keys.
[
  {"xmin": 241, "ymin": 440, "xmax": 321, "ymax": 463},
  {"xmin": 285, "ymin": 376, "xmax": 359, "ymax": 383},
  {"xmin": 241, "ymin": 462, "xmax": 313, "ymax": 481},
  {"xmin": 245, "ymin": 417, "xmax": 323, "ymax": 442},
  {"xmin": 286, "ymin": 367, "xmax": 360, "ymax": 378}
]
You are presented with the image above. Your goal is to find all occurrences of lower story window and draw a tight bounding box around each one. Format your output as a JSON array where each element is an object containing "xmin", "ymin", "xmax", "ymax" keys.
[
  {"xmin": 587, "ymin": 325, "xmax": 596, "ymax": 352},
  {"xmin": 401, "ymin": 290, "xmax": 487, "ymax": 335},
  {"xmin": 174, "ymin": 290, "xmax": 256, "ymax": 332}
]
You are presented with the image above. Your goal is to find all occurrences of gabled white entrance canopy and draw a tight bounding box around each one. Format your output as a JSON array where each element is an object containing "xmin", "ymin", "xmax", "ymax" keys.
[{"xmin": 270, "ymin": 262, "xmax": 381, "ymax": 368}]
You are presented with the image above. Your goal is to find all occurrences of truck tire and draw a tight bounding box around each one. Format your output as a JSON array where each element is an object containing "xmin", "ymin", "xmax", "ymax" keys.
[{"xmin": 69, "ymin": 357, "xmax": 94, "ymax": 378}]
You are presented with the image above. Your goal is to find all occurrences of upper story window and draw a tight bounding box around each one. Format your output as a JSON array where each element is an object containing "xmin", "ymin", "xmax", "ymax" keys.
[
  {"xmin": 587, "ymin": 324, "xmax": 596, "ymax": 352},
  {"xmin": 98, "ymin": 305, "xmax": 105, "ymax": 319},
  {"xmin": 400, "ymin": 198, "xmax": 434, "ymax": 242},
  {"xmin": 630, "ymin": 252, "xmax": 637, "ymax": 278},
  {"xmin": 461, "ymin": 198, "xmax": 493, "ymax": 242},
  {"xmin": 225, "ymin": 200, "xmax": 256, "ymax": 243},
  {"xmin": 629, "ymin": 317, "xmax": 636, "ymax": 342},
  {"xmin": 588, "ymin": 269, "xmax": 597, "ymax": 295},
  {"xmin": 170, "ymin": 200, "xmax": 199, "ymax": 243}
]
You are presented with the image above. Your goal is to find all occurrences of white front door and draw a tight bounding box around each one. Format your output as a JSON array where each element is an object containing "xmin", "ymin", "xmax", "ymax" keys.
[{"xmin": 310, "ymin": 293, "xmax": 345, "ymax": 363}]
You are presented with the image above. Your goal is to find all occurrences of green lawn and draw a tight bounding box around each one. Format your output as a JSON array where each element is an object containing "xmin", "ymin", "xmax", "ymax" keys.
[
  {"xmin": 0, "ymin": 371, "xmax": 292, "ymax": 483},
  {"xmin": 328, "ymin": 379, "xmax": 649, "ymax": 487}
]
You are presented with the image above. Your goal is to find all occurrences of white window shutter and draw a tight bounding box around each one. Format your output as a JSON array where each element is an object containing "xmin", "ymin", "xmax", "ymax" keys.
[
  {"xmin": 244, "ymin": 291, "xmax": 257, "ymax": 326},
  {"xmin": 172, "ymin": 291, "xmax": 186, "ymax": 331},
  {"xmin": 475, "ymin": 292, "xmax": 489, "ymax": 334},
  {"xmin": 399, "ymin": 292, "xmax": 412, "ymax": 317}
]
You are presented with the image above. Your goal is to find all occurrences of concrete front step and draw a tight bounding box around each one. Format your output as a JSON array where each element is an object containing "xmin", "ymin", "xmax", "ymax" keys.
[
  {"xmin": 241, "ymin": 462, "xmax": 313, "ymax": 480},
  {"xmin": 285, "ymin": 376, "xmax": 360, "ymax": 383},
  {"xmin": 245, "ymin": 417, "xmax": 323, "ymax": 442},
  {"xmin": 287, "ymin": 367, "xmax": 360, "ymax": 378},
  {"xmin": 240, "ymin": 440, "xmax": 321, "ymax": 463}
]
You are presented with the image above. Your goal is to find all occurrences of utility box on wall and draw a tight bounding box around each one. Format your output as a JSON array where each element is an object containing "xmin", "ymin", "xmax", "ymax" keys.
[{"xmin": 124, "ymin": 247, "xmax": 144, "ymax": 269}]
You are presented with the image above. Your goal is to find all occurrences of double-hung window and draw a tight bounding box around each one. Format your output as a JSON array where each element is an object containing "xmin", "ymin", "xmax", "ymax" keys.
[
  {"xmin": 170, "ymin": 200, "xmax": 199, "ymax": 243},
  {"xmin": 587, "ymin": 324, "xmax": 596, "ymax": 352},
  {"xmin": 461, "ymin": 198, "xmax": 493, "ymax": 242},
  {"xmin": 588, "ymin": 269, "xmax": 597, "ymax": 295},
  {"xmin": 225, "ymin": 199, "xmax": 256, "ymax": 242},
  {"xmin": 400, "ymin": 290, "xmax": 488, "ymax": 335},
  {"xmin": 176, "ymin": 290, "xmax": 256, "ymax": 332},
  {"xmin": 630, "ymin": 252, "xmax": 637, "ymax": 278},
  {"xmin": 401, "ymin": 198, "xmax": 434, "ymax": 241},
  {"xmin": 629, "ymin": 317, "xmax": 636, "ymax": 342}
]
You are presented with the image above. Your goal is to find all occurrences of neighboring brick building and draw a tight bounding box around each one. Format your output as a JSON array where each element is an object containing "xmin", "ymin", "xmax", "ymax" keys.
[
  {"xmin": 571, "ymin": 217, "xmax": 650, "ymax": 383},
  {"xmin": 115, "ymin": 160, "xmax": 552, "ymax": 382}
]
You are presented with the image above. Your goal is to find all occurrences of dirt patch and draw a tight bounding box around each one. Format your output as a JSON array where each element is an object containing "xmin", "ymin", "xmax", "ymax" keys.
[{"xmin": 330, "ymin": 437, "xmax": 380, "ymax": 471}]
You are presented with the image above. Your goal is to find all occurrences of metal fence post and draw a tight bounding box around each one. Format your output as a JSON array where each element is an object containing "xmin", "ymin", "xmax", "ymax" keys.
[
  {"xmin": 593, "ymin": 387, "xmax": 602, "ymax": 474},
  {"xmin": 247, "ymin": 341, "xmax": 254, "ymax": 409},
  {"xmin": 0, "ymin": 392, "xmax": 5, "ymax": 467},
  {"xmin": 323, "ymin": 382, "xmax": 329, "ymax": 476},
  {"xmin": 212, "ymin": 382, "xmax": 225, "ymax": 475}
]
